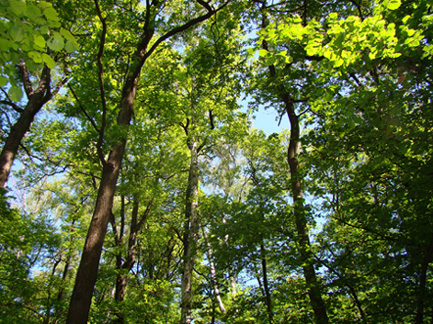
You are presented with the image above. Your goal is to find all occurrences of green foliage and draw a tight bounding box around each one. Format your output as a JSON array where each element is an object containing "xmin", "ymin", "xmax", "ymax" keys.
[
  {"xmin": 0, "ymin": 0, "xmax": 77, "ymax": 99},
  {"xmin": 1, "ymin": 0, "xmax": 433, "ymax": 323}
]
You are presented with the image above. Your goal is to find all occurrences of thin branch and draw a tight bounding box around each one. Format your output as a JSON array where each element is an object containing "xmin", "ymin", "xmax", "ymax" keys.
[
  {"xmin": 132, "ymin": 0, "xmax": 231, "ymax": 81},
  {"xmin": 93, "ymin": 0, "xmax": 108, "ymax": 166},
  {"xmin": 68, "ymin": 85, "xmax": 100, "ymax": 133},
  {"xmin": 0, "ymin": 100, "xmax": 23, "ymax": 113}
]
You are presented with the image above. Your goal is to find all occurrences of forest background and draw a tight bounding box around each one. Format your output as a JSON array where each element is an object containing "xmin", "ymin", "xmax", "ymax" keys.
[{"xmin": 1, "ymin": 0, "xmax": 432, "ymax": 323}]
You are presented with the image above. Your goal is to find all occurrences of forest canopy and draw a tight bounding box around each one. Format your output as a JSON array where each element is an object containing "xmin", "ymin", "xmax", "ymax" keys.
[{"xmin": 0, "ymin": 0, "xmax": 432, "ymax": 323}]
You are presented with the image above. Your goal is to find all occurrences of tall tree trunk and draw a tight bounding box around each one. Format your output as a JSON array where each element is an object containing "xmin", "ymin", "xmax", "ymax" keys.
[
  {"xmin": 284, "ymin": 98, "xmax": 329, "ymax": 324},
  {"xmin": 258, "ymin": 3, "xmax": 329, "ymax": 320},
  {"xmin": 180, "ymin": 137, "xmax": 200, "ymax": 324},
  {"xmin": 65, "ymin": 76, "xmax": 136, "ymax": 324},
  {"xmin": 0, "ymin": 65, "xmax": 58, "ymax": 188}
]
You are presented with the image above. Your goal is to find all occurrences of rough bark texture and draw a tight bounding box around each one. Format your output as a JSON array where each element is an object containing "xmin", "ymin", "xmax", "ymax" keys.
[
  {"xmin": 0, "ymin": 66, "xmax": 53, "ymax": 188},
  {"xmin": 180, "ymin": 138, "xmax": 200, "ymax": 324}
]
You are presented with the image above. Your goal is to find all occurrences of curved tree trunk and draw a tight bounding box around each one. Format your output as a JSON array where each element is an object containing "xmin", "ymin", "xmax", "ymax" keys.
[{"xmin": 284, "ymin": 98, "xmax": 329, "ymax": 324}]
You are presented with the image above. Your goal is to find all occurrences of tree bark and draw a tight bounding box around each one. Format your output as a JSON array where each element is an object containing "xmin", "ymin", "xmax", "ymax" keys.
[
  {"xmin": 113, "ymin": 197, "xmax": 152, "ymax": 324},
  {"xmin": 258, "ymin": 3, "xmax": 329, "ymax": 320},
  {"xmin": 180, "ymin": 137, "xmax": 200, "ymax": 324}
]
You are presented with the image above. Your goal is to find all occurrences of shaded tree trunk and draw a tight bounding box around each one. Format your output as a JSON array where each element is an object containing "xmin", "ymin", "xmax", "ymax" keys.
[
  {"xmin": 284, "ymin": 98, "xmax": 329, "ymax": 324},
  {"xmin": 260, "ymin": 243, "xmax": 273, "ymax": 323},
  {"xmin": 415, "ymin": 235, "xmax": 433, "ymax": 324},
  {"xmin": 258, "ymin": 3, "xmax": 329, "ymax": 321}
]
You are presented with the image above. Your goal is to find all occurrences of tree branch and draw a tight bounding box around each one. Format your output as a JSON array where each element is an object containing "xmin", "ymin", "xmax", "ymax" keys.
[
  {"xmin": 17, "ymin": 61, "xmax": 34, "ymax": 97},
  {"xmin": 0, "ymin": 100, "xmax": 23, "ymax": 113}
]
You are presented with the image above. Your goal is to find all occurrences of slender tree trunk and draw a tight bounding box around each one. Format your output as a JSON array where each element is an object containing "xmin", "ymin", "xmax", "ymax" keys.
[
  {"xmin": 180, "ymin": 137, "xmax": 200, "ymax": 324},
  {"xmin": 113, "ymin": 197, "xmax": 152, "ymax": 324},
  {"xmin": 202, "ymin": 227, "xmax": 226, "ymax": 314},
  {"xmin": 260, "ymin": 243, "xmax": 273, "ymax": 323},
  {"xmin": 284, "ymin": 99, "xmax": 329, "ymax": 324},
  {"xmin": 0, "ymin": 66, "xmax": 54, "ymax": 188}
]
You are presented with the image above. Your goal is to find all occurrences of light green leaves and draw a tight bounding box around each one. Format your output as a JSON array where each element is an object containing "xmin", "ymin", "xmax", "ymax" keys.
[
  {"xmin": 8, "ymin": 86, "xmax": 23, "ymax": 102},
  {"xmin": 0, "ymin": 1, "xmax": 78, "ymax": 94},
  {"xmin": 43, "ymin": 6, "xmax": 59, "ymax": 21},
  {"xmin": 385, "ymin": 0, "xmax": 402, "ymax": 10},
  {"xmin": 47, "ymin": 32, "xmax": 64, "ymax": 52},
  {"xmin": 42, "ymin": 53, "xmax": 55, "ymax": 69}
]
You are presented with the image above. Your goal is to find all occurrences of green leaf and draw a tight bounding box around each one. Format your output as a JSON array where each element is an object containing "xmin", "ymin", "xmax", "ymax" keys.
[
  {"xmin": 9, "ymin": 0, "xmax": 26, "ymax": 16},
  {"xmin": 43, "ymin": 6, "xmax": 60, "ymax": 21},
  {"xmin": 10, "ymin": 25, "xmax": 24, "ymax": 42},
  {"xmin": 42, "ymin": 53, "xmax": 55, "ymax": 69},
  {"xmin": 33, "ymin": 35, "xmax": 46, "ymax": 48},
  {"xmin": 258, "ymin": 49, "xmax": 268, "ymax": 57},
  {"xmin": 29, "ymin": 51, "xmax": 43, "ymax": 63},
  {"xmin": 8, "ymin": 86, "xmax": 23, "ymax": 102},
  {"xmin": 26, "ymin": 5, "xmax": 42, "ymax": 17},
  {"xmin": 246, "ymin": 48, "xmax": 256, "ymax": 56},
  {"xmin": 386, "ymin": 0, "xmax": 401, "ymax": 10},
  {"xmin": 0, "ymin": 76, "xmax": 8, "ymax": 87},
  {"xmin": 60, "ymin": 28, "xmax": 75, "ymax": 42},
  {"xmin": 47, "ymin": 32, "xmax": 64, "ymax": 51},
  {"xmin": 65, "ymin": 40, "xmax": 78, "ymax": 53}
]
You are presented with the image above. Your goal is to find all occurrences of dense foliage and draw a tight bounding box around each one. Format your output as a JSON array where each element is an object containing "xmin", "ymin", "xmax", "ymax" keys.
[{"xmin": 1, "ymin": 0, "xmax": 432, "ymax": 323}]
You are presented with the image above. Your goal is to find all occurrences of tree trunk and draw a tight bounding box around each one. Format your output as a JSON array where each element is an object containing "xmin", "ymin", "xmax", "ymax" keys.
[
  {"xmin": 260, "ymin": 243, "xmax": 273, "ymax": 323},
  {"xmin": 180, "ymin": 137, "xmax": 200, "ymax": 324},
  {"xmin": 202, "ymin": 226, "xmax": 226, "ymax": 314},
  {"xmin": 284, "ymin": 98, "xmax": 329, "ymax": 324},
  {"xmin": 0, "ymin": 66, "xmax": 53, "ymax": 188},
  {"xmin": 113, "ymin": 197, "xmax": 152, "ymax": 324},
  {"xmin": 65, "ymin": 77, "xmax": 136, "ymax": 324}
]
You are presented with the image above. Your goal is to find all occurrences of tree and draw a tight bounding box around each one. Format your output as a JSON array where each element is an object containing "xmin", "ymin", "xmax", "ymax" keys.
[
  {"xmin": 65, "ymin": 1, "xmax": 233, "ymax": 323},
  {"xmin": 0, "ymin": 0, "xmax": 75, "ymax": 187}
]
